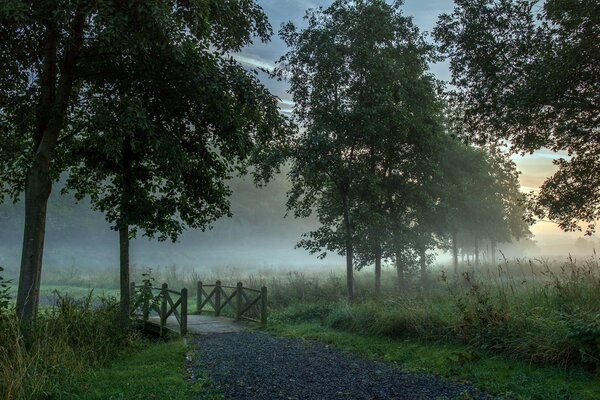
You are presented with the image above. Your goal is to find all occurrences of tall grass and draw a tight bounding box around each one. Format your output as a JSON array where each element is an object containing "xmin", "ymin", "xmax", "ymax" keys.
[
  {"xmin": 7, "ymin": 254, "xmax": 599, "ymax": 371},
  {"xmin": 0, "ymin": 291, "xmax": 139, "ymax": 400},
  {"xmin": 174, "ymin": 254, "xmax": 599, "ymax": 369}
]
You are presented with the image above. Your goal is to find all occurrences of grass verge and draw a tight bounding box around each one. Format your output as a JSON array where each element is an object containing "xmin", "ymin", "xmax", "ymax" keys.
[
  {"xmin": 268, "ymin": 322, "xmax": 600, "ymax": 400},
  {"xmin": 66, "ymin": 338, "xmax": 196, "ymax": 400}
]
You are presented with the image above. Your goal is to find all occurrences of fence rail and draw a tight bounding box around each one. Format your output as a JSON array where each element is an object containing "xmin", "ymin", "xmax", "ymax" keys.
[
  {"xmin": 197, "ymin": 281, "xmax": 267, "ymax": 325},
  {"xmin": 130, "ymin": 282, "xmax": 188, "ymax": 335}
]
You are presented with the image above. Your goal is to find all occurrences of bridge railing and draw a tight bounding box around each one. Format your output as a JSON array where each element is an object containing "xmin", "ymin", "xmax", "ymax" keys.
[
  {"xmin": 130, "ymin": 282, "xmax": 188, "ymax": 336},
  {"xmin": 196, "ymin": 281, "xmax": 267, "ymax": 326}
]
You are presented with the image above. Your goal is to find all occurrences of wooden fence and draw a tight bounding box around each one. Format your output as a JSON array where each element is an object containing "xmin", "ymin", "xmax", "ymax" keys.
[
  {"xmin": 196, "ymin": 281, "xmax": 267, "ymax": 326},
  {"xmin": 130, "ymin": 282, "xmax": 188, "ymax": 336}
]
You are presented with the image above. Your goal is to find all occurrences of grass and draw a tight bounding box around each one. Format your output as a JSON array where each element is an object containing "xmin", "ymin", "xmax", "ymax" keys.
[
  {"xmin": 65, "ymin": 339, "xmax": 196, "ymax": 400},
  {"xmin": 269, "ymin": 322, "xmax": 600, "ymax": 400},
  {"xmin": 4, "ymin": 255, "xmax": 600, "ymax": 398}
]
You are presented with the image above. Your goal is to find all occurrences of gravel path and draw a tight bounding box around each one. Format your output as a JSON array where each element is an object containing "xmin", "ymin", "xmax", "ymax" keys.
[{"xmin": 191, "ymin": 331, "xmax": 491, "ymax": 400}]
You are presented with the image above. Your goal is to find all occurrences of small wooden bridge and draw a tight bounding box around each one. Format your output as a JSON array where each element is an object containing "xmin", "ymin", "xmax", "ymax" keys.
[{"xmin": 130, "ymin": 281, "xmax": 267, "ymax": 336}]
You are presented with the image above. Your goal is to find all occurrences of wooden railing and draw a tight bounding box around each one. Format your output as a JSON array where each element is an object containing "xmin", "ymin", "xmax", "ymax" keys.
[
  {"xmin": 130, "ymin": 282, "xmax": 188, "ymax": 335},
  {"xmin": 196, "ymin": 281, "xmax": 267, "ymax": 326}
]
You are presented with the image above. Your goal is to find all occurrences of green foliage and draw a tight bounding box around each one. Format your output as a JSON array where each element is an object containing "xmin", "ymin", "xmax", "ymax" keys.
[
  {"xmin": 0, "ymin": 292, "xmax": 138, "ymax": 399},
  {"xmin": 276, "ymin": 0, "xmax": 447, "ymax": 294},
  {"xmin": 566, "ymin": 313, "xmax": 600, "ymax": 368},
  {"xmin": 434, "ymin": 0, "xmax": 599, "ymax": 234}
]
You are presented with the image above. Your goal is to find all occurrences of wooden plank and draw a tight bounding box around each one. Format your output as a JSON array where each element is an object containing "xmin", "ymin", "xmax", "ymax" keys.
[
  {"xmin": 219, "ymin": 288, "xmax": 238, "ymax": 312},
  {"xmin": 235, "ymin": 282, "xmax": 243, "ymax": 321},
  {"xmin": 240, "ymin": 294, "xmax": 261, "ymax": 316},
  {"xmin": 181, "ymin": 288, "xmax": 188, "ymax": 335},
  {"xmin": 261, "ymin": 286, "xmax": 268, "ymax": 326},
  {"xmin": 199, "ymin": 287, "xmax": 217, "ymax": 310},
  {"xmin": 165, "ymin": 296, "xmax": 182, "ymax": 324}
]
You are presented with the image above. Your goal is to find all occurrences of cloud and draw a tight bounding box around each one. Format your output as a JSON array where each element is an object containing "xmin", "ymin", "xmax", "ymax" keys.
[{"xmin": 231, "ymin": 54, "xmax": 276, "ymax": 72}]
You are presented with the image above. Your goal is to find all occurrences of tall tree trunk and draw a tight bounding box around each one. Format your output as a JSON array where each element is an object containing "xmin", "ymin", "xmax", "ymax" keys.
[
  {"xmin": 475, "ymin": 240, "xmax": 480, "ymax": 266},
  {"xmin": 16, "ymin": 159, "xmax": 51, "ymax": 321},
  {"xmin": 342, "ymin": 196, "xmax": 354, "ymax": 301},
  {"xmin": 374, "ymin": 244, "xmax": 382, "ymax": 297},
  {"xmin": 119, "ymin": 224, "xmax": 130, "ymax": 329},
  {"xmin": 491, "ymin": 239, "xmax": 497, "ymax": 265},
  {"xmin": 15, "ymin": 12, "xmax": 86, "ymax": 322},
  {"xmin": 419, "ymin": 246, "xmax": 427, "ymax": 287},
  {"xmin": 452, "ymin": 230, "xmax": 458, "ymax": 276},
  {"xmin": 395, "ymin": 248, "xmax": 404, "ymax": 290},
  {"xmin": 119, "ymin": 134, "xmax": 134, "ymax": 329}
]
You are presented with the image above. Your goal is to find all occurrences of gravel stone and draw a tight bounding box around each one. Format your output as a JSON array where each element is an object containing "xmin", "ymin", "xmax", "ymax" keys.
[{"xmin": 191, "ymin": 331, "xmax": 493, "ymax": 400}]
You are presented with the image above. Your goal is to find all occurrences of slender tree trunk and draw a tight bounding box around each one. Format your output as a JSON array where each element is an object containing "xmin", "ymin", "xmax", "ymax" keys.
[
  {"xmin": 475, "ymin": 240, "xmax": 480, "ymax": 266},
  {"xmin": 119, "ymin": 224, "xmax": 130, "ymax": 329},
  {"xmin": 395, "ymin": 248, "xmax": 404, "ymax": 290},
  {"xmin": 119, "ymin": 134, "xmax": 134, "ymax": 329},
  {"xmin": 342, "ymin": 196, "xmax": 354, "ymax": 301},
  {"xmin": 491, "ymin": 239, "xmax": 497, "ymax": 265},
  {"xmin": 420, "ymin": 246, "xmax": 427, "ymax": 287},
  {"xmin": 374, "ymin": 245, "xmax": 382, "ymax": 297},
  {"xmin": 452, "ymin": 230, "xmax": 458, "ymax": 276}
]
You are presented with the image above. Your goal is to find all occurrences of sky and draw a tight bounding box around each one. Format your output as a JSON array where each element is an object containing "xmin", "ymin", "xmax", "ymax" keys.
[{"xmin": 234, "ymin": 0, "xmax": 589, "ymax": 250}]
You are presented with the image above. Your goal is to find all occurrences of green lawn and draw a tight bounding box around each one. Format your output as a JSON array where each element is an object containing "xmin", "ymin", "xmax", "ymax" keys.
[
  {"xmin": 268, "ymin": 322, "xmax": 600, "ymax": 400},
  {"xmin": 65, "ymin": 339, "xmax": 200, "ymax": 400}
]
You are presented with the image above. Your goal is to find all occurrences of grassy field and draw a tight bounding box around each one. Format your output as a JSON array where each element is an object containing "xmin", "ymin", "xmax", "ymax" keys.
[{"xmin": 3, "ymin": 255, "xmax": 599, "ymax": 399}]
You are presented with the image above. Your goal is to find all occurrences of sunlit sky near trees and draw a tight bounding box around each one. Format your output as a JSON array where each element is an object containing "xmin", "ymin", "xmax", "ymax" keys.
[{"xmin": 234, "ymin": 0, "xmax": 586, "ymax": 246}]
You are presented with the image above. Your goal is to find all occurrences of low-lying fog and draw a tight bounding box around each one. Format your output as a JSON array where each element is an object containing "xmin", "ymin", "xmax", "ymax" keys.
[{"xmin": 1, "ymin": 172, "xmax": 598, "ymax": 280}]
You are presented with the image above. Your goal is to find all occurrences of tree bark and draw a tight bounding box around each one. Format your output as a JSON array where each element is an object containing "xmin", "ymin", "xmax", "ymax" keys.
[
  {"xmin": 419, "ymin": 246, "xmax": 427, "ymax": 287},
  {"xmin": 395, "ymin": 248, "xmax": 404, "ymax": 290},
  {"xmin": 452, "ymin": 230, "xmax": 458, "ymax": 276},
  {"xmin": 119, "ymin": 134, "xmax": 134, "ymax": 329},
  {"xmin": 342, "ymin": 200, "xmax": 354, "ymax": 301},
  {"xmin": 15, "ymin": 11, "xmax": 86, "ymax": 322},
  {"xmin": 475, "ymin": 240, "xmax": 480, "ymax": 266},
  {"xmin": 491, "ymin": 239, "xmax": 497, "ymax": 265},
  {"xmin": 119, "ymin": 224, "xmax": 130, "ymax": 329},
  {"xmin": 16, "ymin": 161, "xmax": 51, "ymax": 321},
  {"xmin": 374, "ymin": 245, "xmax": 381, "ymax": 297}
]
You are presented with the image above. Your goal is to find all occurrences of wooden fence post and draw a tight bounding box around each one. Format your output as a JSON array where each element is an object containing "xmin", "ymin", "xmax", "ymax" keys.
[
  {"xmin": 160, "ymin": 283, "xmax": 168, "ymax": 336},
  {"xmin": 235, "ymin": 282, "xmax": 243, "ymax": 321},
  {"xmin": 261, "ymin": 286, "xmax": 268, "ymax": 326},
  {"xmin": 180, "ymin": 288, "xmax": 188, "ymax": 335},
  {"xmin": 196, "ymin": 281, "xmax": 202, "ymax": 314},
  {"xmin": 215, "ymin": 280, "xmax": 221, "ymax": 316}
]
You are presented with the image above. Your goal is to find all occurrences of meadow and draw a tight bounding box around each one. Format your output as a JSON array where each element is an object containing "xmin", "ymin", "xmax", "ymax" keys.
[{"xmin": 2, "ymin": 254, "xmax": 600, "ymax": 399}]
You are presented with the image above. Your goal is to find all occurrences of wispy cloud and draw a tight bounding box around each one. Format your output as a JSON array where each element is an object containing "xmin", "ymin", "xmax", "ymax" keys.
[{"xmin": 231, "ymin": 54, "xmax": 276, "ymax": 73}]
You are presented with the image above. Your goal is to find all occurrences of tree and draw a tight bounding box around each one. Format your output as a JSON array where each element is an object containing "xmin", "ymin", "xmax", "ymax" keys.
[
  {"xmin": 0, "ymin": 1, "xmax": 283, "ymax": 322},
  {"xmin": 434, "ymin": 0, "xmax": 599, "ymax": 235},
  {"xmin": 437, "ymin": 139, "xmax": 531, "ymax": 271},
  {"xmin": 277, "ymin": 0, "xmax": 441, "ymax": 300}
]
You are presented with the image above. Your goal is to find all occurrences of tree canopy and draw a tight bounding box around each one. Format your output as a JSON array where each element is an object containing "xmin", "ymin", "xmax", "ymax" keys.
[
  {"xmin": 0, "ymin": 0, "xmax": 289, "ymax": 321},
  {"xmin": 434, "ymin": 0, "xmax": 599, "ymax": 234},
  {"xmin": 277, "ymin": 0, "xmax": 446, "ymax": 298}
]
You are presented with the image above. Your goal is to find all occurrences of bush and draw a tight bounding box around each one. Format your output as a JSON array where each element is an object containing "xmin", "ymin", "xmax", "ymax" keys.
[{"xmin": 566, "ymin": 312, "xmax": 600, "ymax": 368}]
